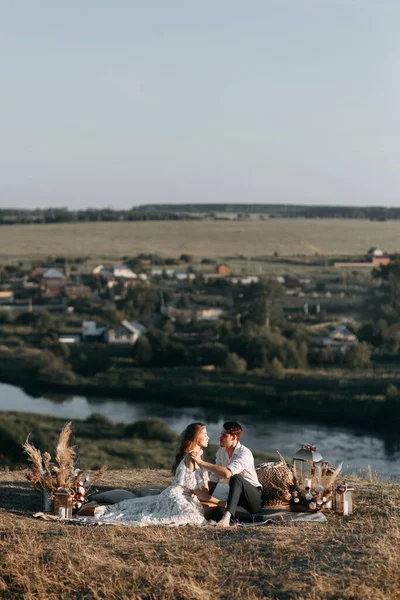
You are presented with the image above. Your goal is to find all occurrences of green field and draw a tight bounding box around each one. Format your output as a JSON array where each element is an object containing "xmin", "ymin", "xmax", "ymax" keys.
[{"xmin": 0, "ymin": 218, "xmax": 397, "ymax": 261}]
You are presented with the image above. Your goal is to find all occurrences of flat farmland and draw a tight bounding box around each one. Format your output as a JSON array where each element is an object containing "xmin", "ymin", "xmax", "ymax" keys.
[{"xmin": 0, "ymin": 218, "xmax": 398, "ymax": 260}]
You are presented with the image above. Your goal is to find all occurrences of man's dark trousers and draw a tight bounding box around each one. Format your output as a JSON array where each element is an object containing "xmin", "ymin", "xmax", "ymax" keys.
[{"xmin": 226, "ymin": 474, "xmax": 263, "ymax": 519}]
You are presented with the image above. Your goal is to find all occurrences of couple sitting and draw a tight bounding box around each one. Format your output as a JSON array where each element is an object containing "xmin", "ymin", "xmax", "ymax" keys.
[{"xmin": 94, "ymin": 421, "xmax": 263, "ymax": 527}]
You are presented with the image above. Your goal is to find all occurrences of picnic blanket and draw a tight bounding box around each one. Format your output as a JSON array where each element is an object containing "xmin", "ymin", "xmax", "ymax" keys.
[{"xmin": 32, "ymin": 482, "xmax": 327, "ymax": 525}]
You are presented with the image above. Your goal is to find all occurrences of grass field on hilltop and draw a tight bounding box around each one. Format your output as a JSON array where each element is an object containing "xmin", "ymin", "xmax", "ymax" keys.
[
  {"xmin": 0, "ymin": 469, "xmax": 398, "ymax": 600},
  {"xmin": 0, "ymin": 218, "xmax": 398, "ymax": 261}
]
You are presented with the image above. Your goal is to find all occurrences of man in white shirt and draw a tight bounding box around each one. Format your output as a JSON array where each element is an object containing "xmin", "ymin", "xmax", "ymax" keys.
[{"xmin": 190, "ymin": 421, "xmax": 263, "ymax": 527}]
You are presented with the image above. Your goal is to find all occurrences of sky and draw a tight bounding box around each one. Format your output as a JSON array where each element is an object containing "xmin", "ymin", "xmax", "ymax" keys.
[{"xmin": 0, "ymin": 0, "xmax": 399, "ymax": 210}]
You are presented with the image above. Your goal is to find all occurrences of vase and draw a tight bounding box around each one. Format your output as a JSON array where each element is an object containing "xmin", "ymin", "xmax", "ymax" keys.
[{"xmin": 41, "ymin": 489, "xmax": 53, "ymax": 513}]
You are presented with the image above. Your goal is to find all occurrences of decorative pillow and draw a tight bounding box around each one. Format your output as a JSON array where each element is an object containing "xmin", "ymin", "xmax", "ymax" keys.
[
  {"xmin": 256, "ymin": 462, "xmax": 294, "ymax": 506},
  {"xmin": 76, "ymin": 502, "xmax": 101, "ymax": 517},
  {"xmin": 90, "ymin": 489, "xmax": 136, "ymax": 504},
  {"xmin": 137, "ymin": 485, "xmax": 167, "ymax": 497}
]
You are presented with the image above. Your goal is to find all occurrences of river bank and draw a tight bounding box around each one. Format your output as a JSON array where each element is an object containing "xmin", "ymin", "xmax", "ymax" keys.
[{"xmin": 1, "ymin": 344, "xmax": 400, "ymax": 433}]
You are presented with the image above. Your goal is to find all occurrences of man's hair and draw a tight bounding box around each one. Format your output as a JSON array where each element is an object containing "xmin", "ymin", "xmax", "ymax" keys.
[{"xmin": 223, "ymin": 422, "xmax": 243, "ymax": 440}]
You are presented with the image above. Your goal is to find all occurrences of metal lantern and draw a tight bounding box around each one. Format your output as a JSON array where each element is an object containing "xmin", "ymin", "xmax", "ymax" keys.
[
  {"xmin": 41, "ymin": 489, "xmax": 54, "ymax": 513},
  {"xmin": 292, "ymin": 444, "xmax": 324, "ymax": 489},
  {"xmin": 54, "ymin": 488, "xmax": 73, "ymax": 519},
  {"xmin": 334, "ymin": 483, "xmax": 355, "ymax": 516}
]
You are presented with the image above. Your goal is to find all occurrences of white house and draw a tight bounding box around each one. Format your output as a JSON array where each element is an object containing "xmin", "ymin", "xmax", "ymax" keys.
[
  {"xmin": 367, "ymin": 247, "xmax": 384, "ymax": 258},
  {"xmin": 151, "ymin": 268, "xmax": 163, "ymax": 277},
  {"xmin": 0, "ymin": 291, "xmax": 14, "ymax": 304},
  {"xmin": 42, "ymin": 268, "xmax": 66, "ymax": 280},
  {"xmin": 165, "ymin": 269, "xmax": 195, "ymax": 281},
  {"xmin": 105, "ymin": 320, "xmax": 145, "ymax": 345},
  {"xmin": 100, "ymin": 265, "xmax": 137, "ymax": 280},
  {"xmin": 313, "ymin": 324, "xmax": 358, "ymax": 351},
  {"xmin": 82, "ymin": 320, "xmax": 107, "ymax": 340}
]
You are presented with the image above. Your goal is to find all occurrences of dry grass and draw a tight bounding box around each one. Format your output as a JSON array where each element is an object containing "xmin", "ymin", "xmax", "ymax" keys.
[
  {"xmin": 0, "ymin": 470, "xmax": 399, "ymax": 600},
  {"xmin": 0, "ymin": 219, "xmax": 398, "ymax": 260}
]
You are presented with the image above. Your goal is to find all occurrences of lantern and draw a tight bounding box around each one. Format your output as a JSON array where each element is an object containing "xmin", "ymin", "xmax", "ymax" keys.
[
  {"xmin": 292, "ymin": 444, "xmax": 324, "ymax": 489},
  {"xmin": 41, "ymin": 489, "xmax": 53, "ymax": 513},
  {"xmin": 54, "ymin": 488, "xmax": 73, "ymax": 519},
  {"xmin": 334, "ymin": 483, "xmax": 355, "ymax": 516}
]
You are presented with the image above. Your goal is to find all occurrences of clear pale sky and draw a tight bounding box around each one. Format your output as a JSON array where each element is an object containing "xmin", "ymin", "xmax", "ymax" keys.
[{"xmin": 1, "ymin": 0, "xmax": 399, "ymax": 210}]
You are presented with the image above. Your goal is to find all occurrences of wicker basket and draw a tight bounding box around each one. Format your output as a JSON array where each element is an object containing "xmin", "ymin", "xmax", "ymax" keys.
[{"xmin": 256, "ymin": 461, "xmax": 294, "ymax": 506}]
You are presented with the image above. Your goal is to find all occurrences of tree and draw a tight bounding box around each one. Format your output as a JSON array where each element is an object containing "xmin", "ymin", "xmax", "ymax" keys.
[
  {"xmin": 135, "ymin": 335, "xmax": 153, "ymax": 365},
  {"xmin": 36, "ymin": 310, "xmax": 55, "ymax": 333},
  {"xmin": 234, "ymin": 279, "xmax": 284, "ymax": 328},
  {"xmin": 225, "ymin": 353, "xmax": 247, "ymax": 374},
  {"xmin": 346, "ymin": 343, "xmax": 372, "ymax": 369},
  {"xmin": 366, "ymin": 259, "xmax": 400, "ymax": 324},
  {"xmin": 267, "ymin": 357, "xmax": 285, "ymax": 378}
]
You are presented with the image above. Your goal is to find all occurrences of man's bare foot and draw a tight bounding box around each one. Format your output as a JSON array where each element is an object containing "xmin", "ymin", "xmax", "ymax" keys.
[{"xmin": 216, "ymin": 511, "xmax": 232, "ymax": 528}]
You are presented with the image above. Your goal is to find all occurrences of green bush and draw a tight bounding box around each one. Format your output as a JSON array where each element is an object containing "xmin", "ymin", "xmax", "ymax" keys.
[
  {"xmin": 225, "ymin": 353, "xmax": 247, "ymax": 374},
  {"xmin": 346, "ymin": 343, "xmax": 372, "ymax": 369},
  {"xmin": 386, "ymin": 383, "xmax": 400, "ymax": 402},
  {"xmin": 0, "ymin": 426, "xmax": 25, "ymax": 465},
  {"xmin": 124, "ymin": 419, "xmax": 177, "ymax": 442},
  {"xmin": 267, "ymin": 357, "xmax": 285, "ymax": 379},
  {"xmin": 85, "ymin": 413, "xmax": 114, "ymax": 426}
]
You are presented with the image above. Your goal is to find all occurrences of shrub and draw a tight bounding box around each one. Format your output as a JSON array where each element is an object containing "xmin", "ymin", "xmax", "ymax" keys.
[
  {"xmin": 85, "ymin": 413, "xmax": 114, "ymax": 426},
  {"xmin": 346, "ymin": 343, "xmax": 372, "ymax": 369},
  {"xmin": 201, "ymin": 258, "xmax": 217, "ymax": 265},
  {"xmin": 124, "ymin": 419, "xmax": 176, "ymax": 442},
  {"xmin": 267, "ymin": 357, "xmax": 285, "ymax": 379},
  {"xmin": 386, "ymin": 383, "xmax": 400, "ymax": 402},
  {"xmin": 196, "ymin": 342, "xmax": 229, "ymax": 367},
  {"xmin": 134, "ymin": 335, "xmax": 153, "ymax": 365},
  {"xmin": 0, "ymin": 426, "xmax": 25, "ymax": 465},
  {"xmin": 0, "ymin": 310, "xmax": 11, "ymax": 324},
  {"xmin": 225, "ymin": 353, "xmax": 247, "ymax": 374}
]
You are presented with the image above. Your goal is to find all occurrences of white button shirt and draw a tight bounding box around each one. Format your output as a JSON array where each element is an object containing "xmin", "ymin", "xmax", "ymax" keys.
[{"xmin": 209, "ymin": 441, "xmax": 261, "ymax": 488}]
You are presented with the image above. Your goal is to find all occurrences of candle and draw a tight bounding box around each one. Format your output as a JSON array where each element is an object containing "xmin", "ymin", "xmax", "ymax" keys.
[
  {"xmin": 58, "ymin": 507, "xmax": 65, "ymax": 519},
  {"xmin": 304, "ymin": 478, "xmax": 312, "ymax": 490},
  {"xmin": 343, "ymin": 499, "xmax": 349, "ymax": 515}
]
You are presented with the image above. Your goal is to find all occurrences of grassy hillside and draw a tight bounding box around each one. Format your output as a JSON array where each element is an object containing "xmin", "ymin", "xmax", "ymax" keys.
[
  {"xmin": 0, "ymin": 469, "xmax": 398, "ymax": 600},
  {"xmin": 0, "ymin": 218, "xmax": 398, "ymax": 260}
]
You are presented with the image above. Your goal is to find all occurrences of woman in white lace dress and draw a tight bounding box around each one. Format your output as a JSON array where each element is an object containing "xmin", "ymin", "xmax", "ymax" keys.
[{"xmin": 94, "ymin": 423, "xmax": 223, "ymax": 526}]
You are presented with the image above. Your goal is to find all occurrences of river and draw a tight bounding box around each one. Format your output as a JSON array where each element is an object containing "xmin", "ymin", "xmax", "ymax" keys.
[{"xmin": 0, "ymin": 382, "xmax": 399, "ymax": 478}]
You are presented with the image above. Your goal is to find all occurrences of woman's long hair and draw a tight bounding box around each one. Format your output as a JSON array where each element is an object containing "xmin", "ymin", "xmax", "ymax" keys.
[{"xmin": 171, "ymin": 422, "xmax": 205, "ymax": 474}]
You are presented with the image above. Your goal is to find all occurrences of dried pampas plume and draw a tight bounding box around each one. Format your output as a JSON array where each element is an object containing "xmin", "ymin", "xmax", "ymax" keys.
[
  {"xmin": 23, "ymin": 436, "xmax": 44, "ymax": 476},
  {"xmin": 55, "ymin": 422, "xmax": 76, "ymax": 488},
  {"xmin": 92, "ymin": 465, "xmax": 108, "ymax": 483}
]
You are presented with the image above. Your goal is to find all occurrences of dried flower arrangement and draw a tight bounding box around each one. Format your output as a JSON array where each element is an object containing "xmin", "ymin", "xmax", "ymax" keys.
[
  {"xmin": 23, "ymin": 422, "xmax": 107, "ymax": 512},
  {"xmin": 272, "ymin": 452, "xmax": 343, "ymax": 513},
  {"xmin": 288, "ymin": 460, "xmax": 343, "ymax": 512}
]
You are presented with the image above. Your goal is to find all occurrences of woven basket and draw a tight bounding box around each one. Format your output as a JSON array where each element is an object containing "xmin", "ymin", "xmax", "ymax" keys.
[{"xmin": 256, "ymin": 461, "xmax": 294, "ymax": 506}]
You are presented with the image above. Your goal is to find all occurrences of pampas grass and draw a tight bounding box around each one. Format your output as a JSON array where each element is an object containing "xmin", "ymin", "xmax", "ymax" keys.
[{"xmin": 23, "ymin": 422, "xmax": 106, "ymax": 497}]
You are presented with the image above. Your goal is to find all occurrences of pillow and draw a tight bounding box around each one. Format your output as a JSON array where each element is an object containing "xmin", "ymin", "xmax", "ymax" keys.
[
  {"xmin": 137, "ymin": 485, "xmax": 167, "ymax": 497},
  {"xmin": 255, "ymin": 462, "xmax": 294, "ymax": 506},
  {"xmin": 90, "ymin": 489, "xmax": 136, "ymax": 504},
  {"xmin": 76, "ymin": 502, "xmax": 101, "ymax": 517}
]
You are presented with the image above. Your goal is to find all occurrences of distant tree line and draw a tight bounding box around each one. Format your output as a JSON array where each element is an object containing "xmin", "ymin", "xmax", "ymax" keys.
[{"xmin": 1, "ymin": 204, "xmax": 399, "ymax": 225}]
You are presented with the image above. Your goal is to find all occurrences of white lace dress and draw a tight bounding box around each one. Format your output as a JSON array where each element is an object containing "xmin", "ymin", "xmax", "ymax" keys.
[{"xmin": 95, "ymin": 457, "xmax": 208, "ymax": 526}]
